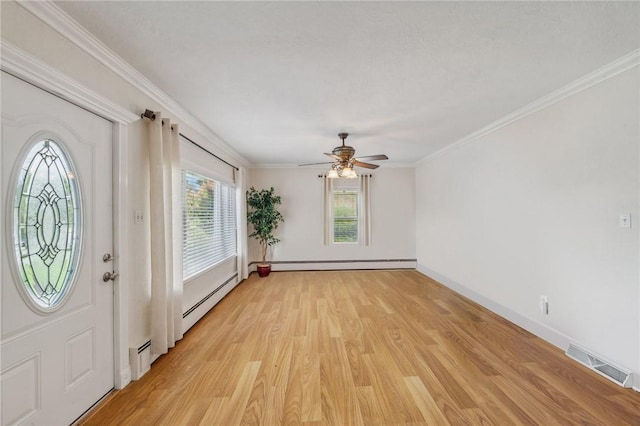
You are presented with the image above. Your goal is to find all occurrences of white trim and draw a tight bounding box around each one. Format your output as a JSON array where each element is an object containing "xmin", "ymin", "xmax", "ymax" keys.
[
  {"xmin": 253, "ymin": 162, "xmax": 415, "ymax": 169},
  {"xmin": 255, "ymin": 260, "xmax": 418, "ymax": 272},
  {"xmin": 1, "ymin": 43, "xmax": 134, "ymax": 391},
  {"xmin": 17, "ymin": 1, "xmax": 248, "ymax": 169},
  {"xmin": 0, "ymin": 41, "xmax": 138, "ymax": 125},
  {"xmin": 418, "ymin": 49, "xmax": 640, "ymax": 165},
  {"xmin": 0, "ymin": 70, "xmax": 3, "ymax": 364},
  {"xmin": 112, "ymin": 122, "xmax": 130, "ymax": 389},
  {"xmin": 416, "ymin": 264, "xmax": 570, "ymax": 350}
]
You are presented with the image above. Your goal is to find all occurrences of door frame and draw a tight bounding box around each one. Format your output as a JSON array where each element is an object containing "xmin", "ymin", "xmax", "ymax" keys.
[{"xmin": 1, "ymin": 40, "xmax": 139, "ymax": 389}]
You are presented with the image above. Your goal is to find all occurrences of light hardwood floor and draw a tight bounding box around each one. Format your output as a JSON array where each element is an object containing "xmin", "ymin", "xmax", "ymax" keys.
[{"xmin": 80, "ymin": 270, "xmax": 640, "ymax": 425}]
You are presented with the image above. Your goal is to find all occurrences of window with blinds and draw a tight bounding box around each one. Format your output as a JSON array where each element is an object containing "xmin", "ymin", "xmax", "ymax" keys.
[
  {"xmin": 332, "ymin": 190, "xmax": 359, "ymax": 243},
  {"xmin": 182, "ymin": 170, "xmax": 237, "ymax": 280}
]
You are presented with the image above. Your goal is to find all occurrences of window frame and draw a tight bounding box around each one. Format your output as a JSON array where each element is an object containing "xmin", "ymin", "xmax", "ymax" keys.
[
  {"xmin": 329, "ymin": 184, "xmax": 361, "ymax": 245},
  {"xmin": 181, "ymin": 168, "xmax": 237, "ymax": 283}
]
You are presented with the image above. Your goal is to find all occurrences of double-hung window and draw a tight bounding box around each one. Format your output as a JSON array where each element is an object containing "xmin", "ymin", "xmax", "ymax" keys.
[
  {"xmin": 332, "ymin": 189, "xmax": 359, "ymax": 243},
  {"xmin": 326, "ymin": 176, "xmax": 371, "ymax": 245},
  {"xmin": 182, "ymin": 170, "xmax": 236, "ymax": 280}
]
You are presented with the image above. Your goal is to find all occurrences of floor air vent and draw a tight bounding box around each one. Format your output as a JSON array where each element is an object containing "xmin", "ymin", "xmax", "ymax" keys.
[{"xmin": 566, "ymin": 343, "xmax": 632, "ymax": 388}]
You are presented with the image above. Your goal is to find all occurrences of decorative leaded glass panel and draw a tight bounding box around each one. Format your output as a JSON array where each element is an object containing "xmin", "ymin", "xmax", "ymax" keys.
[{"xmin": 13, "ymin": 139, "xmax": 82, "ymax": 309}]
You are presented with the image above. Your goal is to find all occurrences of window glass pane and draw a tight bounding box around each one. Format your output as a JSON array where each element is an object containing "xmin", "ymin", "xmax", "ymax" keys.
[
  {"xmin": 182, "ymin": 170, "xmax": 236, "ymax": 280},
  {"xmin": 13, "ymin": 139, "xmax": 82, "ymax": 309},
  {"xmin": 334, "ymin": 218, "xmax": 358, "ymax": 242},
  {"xmin": 333, "ymin": 191, "xmax": 358, "ymax": 243}
]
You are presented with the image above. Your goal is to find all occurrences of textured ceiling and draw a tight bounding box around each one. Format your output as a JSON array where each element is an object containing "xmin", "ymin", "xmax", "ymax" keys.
[{"xmin": 55, "ymin": 1, "xmax": 640, "ymax": 167}]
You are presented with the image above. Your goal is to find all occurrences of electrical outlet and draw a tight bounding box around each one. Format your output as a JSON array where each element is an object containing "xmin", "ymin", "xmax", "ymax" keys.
[
  {"xmin": 134, "ymin": 211, "xmax": 144, "ymax": 224},
  {"xmin": 539, "ymin": 295, "xmax": 549, "ymax": 315}
]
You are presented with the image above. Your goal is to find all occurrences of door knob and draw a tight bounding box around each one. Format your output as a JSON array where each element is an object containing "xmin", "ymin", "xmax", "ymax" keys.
[
  {"xmin": 103, "ymin": 253, "xmax": 113, "ymax": 262},
  {"xmin": 102, "ymin": 271, "xmax": 119, "ymax": 282}
]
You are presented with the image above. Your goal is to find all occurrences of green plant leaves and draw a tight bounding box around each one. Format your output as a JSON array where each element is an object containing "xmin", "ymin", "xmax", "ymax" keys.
[{"xmin": 246, "ymin": 186, "xmax": 284, "ymax": 263}]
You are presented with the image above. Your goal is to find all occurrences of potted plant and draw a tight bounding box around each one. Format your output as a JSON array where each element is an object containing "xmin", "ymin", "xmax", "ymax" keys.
[{"xmin": 246, "ymin": 186, "xmax": 284, "ymax": 277}]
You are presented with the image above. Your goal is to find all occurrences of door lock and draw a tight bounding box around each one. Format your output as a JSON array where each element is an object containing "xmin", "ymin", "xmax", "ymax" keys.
[
  {"xmin": 102, "ymin": 271, "xmax": 119, "ymax": 282},
  {"xmin": 103, "ymin": 253, "xmax": 113, "ymax": 262}
]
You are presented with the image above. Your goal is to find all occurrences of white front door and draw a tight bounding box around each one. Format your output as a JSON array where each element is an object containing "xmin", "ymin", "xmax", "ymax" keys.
[{"xmin": 1, "ymin": 72, "xmax": 114, "ymax": 425}]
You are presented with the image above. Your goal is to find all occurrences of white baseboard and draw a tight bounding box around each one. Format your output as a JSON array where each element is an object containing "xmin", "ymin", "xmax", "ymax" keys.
[
  {"xmin": 416, "ymin": 264, "xmax": 640, "ymax": 389},
  {"xmin": 115, "ymin": 367, "xmax": 131, "ymax": 390},
  {"xmin": 416, "ymin": 264, "xmax": 570, "ymax": 351},
  {"xmin": 250, "ymin": 259, "xmax": 417, "ymax": 272}
]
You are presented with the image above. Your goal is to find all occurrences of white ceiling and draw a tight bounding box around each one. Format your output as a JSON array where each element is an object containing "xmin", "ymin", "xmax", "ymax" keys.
[{"xmin": 54, "ymin": 1, "xmax": 639, "ymax": 167}]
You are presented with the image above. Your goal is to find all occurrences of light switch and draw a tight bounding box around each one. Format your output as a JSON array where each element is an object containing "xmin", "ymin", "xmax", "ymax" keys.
[{"xmin": 619, "ymin": 213, "xmax": 631, "ymax": 228}]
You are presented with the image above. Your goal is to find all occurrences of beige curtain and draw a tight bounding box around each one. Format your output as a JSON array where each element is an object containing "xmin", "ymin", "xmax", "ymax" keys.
[
  {"xmin": 148, "ymin": 112, "xmax": 183, "ymax": 356},
  {"xmin": 360, "ymin": 174, "xmax": 371, "ymax": 246},
  {"xmin": 236, "ymin": 168, "xmax": 249, "ymax": 280},
  {"xmin": 322, "ymin": 175, "xmax": 332, "ymax": 245}
]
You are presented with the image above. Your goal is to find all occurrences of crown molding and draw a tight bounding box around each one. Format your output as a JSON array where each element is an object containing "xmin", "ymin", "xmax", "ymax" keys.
[
  {"xmin": 1, "ymin": 40, "xmax": 139, "ymax": 124},
  {"xmin": 18, "ymin": 0, "xmax": 248, "ymax": 168},
  {"xmin": 252, "ymin": 161, "xmax": 416, "ymax": 169},
  {"xmin": 418, "ymin": 49, "xmax": 640, "ymax": 165},
  {"xmin": 249, "ymin": 163, "xmax": 416, "ymax": 173},
  {"xmin": 251, "ymin": 163, "xmax": 323, "ymax": 169}
]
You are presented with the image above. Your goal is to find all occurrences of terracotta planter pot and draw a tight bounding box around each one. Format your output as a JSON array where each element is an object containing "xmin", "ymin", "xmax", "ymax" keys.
[{"xmin": 257, "ymin": 264, "xmax": 271, "ymax": 277}]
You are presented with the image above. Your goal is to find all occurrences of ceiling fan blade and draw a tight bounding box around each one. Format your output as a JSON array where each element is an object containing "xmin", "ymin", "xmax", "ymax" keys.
[
  {"xmin": 324, "ymin": 153, "xmax": 342, "ymax": 161},
  {"xmin": 355, "ymin": 154, "xmax": 388, "ymax": 161},
  {"xmin": 352, "ymin": 160, "xmax": 379, "ymax": 169},
  {"xmin": 299, "ymin": 161, "xmax": 336, "ymax": 167}
]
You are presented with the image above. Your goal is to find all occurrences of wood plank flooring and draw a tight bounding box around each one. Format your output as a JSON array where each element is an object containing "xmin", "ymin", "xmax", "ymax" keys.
[{"xmin": 80, "ymin": 270, "xmax": 640, "ymax": 425}]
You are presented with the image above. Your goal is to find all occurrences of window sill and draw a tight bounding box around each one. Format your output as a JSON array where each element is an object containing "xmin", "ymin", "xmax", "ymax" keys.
[{"xmin": 183, "ymin": 255, "xmax": 237, "ymax": 286}]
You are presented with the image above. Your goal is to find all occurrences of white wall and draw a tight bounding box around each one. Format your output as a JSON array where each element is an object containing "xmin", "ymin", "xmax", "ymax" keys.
[
  {"xmin": 248, "ymin": 167, "xmax": 416, "ymax": 269},
  {"xmin": 1, "ymin": 1, "xmax": 243, "ymax": 358},
  {"xmin": 416, "ymin": 66, "xmax": 639, "ymax": 380}
]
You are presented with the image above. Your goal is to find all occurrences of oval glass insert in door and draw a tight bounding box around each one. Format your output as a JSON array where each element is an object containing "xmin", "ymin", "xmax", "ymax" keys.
[{"xmin": 12, "ymin": 138, "xmax": 82, "ymax": 312}]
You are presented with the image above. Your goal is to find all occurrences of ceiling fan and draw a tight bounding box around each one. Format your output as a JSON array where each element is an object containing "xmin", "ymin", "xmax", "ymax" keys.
[{"xmin": 299, "ymin": 132, "xmax": 388, "ymax": 178}]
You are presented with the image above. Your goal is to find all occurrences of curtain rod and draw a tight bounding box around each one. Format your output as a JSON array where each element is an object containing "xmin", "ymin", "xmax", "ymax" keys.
[
  {"xmin": 317, "ymin": 174, "xmax": 373, "ymax": 178},
  {"xmin": 141, "ymin": 109, "xmax": 239, "ymax": 171}
]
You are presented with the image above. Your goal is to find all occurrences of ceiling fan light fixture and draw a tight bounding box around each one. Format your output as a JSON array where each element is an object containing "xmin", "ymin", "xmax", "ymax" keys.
[
  {"xmin": 341, "ymin": 166, "xmax": 357, "ymax": 178},
  {"xmin": 300, "ymin": 132, "xmax": 388, "ymax": 174}
]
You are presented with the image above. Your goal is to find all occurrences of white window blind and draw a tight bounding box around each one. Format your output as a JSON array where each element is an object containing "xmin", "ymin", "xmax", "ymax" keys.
[{"xmin": 182, "ymin": 170, "xmax": 237, "ymax": 280}]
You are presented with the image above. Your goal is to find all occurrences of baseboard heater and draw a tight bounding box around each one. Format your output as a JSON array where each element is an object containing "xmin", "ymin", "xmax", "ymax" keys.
[
  {"xmin": 250, "ymin": 258, "xmax": 417, "ymax": 265},
  {"xmin": 183, "ymin": 273, "xmax": 238, "ymax": 319},
  {"xmin": 129, "ymin": 340, "xmax": 151, "ymax": 381},
  {"xmin": 566, "ymin": 343, "xmax": 632, "ymax": 388},
  {"xmin": 249, "ymin": 259, "xmax": 417, "ymax": 271}
]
